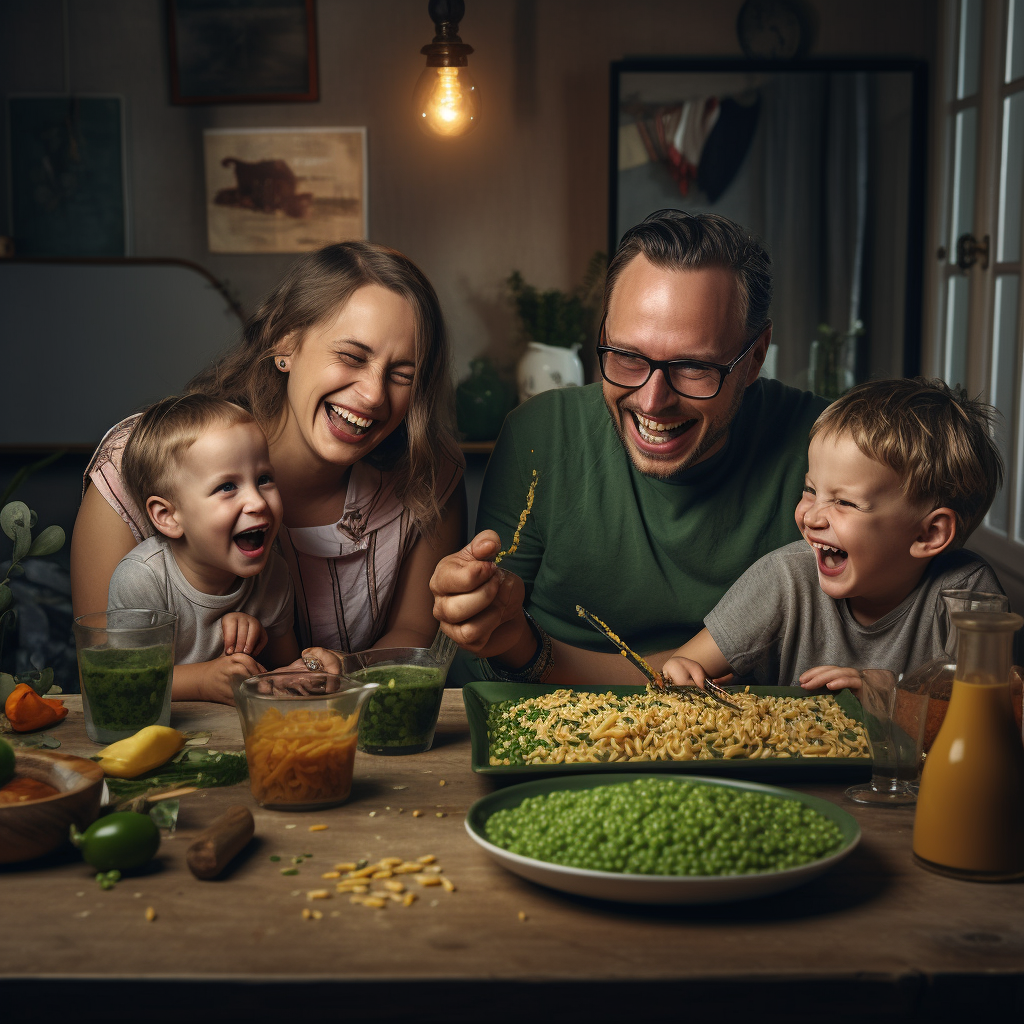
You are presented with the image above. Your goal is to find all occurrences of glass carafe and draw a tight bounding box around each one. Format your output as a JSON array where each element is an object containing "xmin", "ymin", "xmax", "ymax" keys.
[
  {"xmin": 897, "ymin": 590, "xmax": 1009, "ymax": 755},
  {"xmin": 912, "ymin": 611, "xmax": 1024, "ymax": 881}
]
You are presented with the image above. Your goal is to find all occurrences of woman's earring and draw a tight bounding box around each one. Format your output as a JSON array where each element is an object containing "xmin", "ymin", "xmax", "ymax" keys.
[{"xmin": 278, "ymin": 358, "xmax": 287, "ymax": 370}]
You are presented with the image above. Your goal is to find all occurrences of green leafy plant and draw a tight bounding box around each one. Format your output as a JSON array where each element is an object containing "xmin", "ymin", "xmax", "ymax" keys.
[
  {"xmin": 0, "ymin": 500, "xmax": 66, "ymax": 707},
  {"xmin": 507, "ymin": 252, "xmax": 606, "ymax": 349}
]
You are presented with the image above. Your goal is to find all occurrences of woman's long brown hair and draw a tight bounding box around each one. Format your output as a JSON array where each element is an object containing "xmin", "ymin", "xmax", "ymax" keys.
[{"xmin": 185, "ymin": 241, "xmax": 460, "ymax": 530}]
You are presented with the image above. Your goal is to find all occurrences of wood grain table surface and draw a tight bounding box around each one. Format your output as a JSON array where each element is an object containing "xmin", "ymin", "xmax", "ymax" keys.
[{"xmin": 2, "ymin": 691, "xmax": 1023, "ymax": 1022}]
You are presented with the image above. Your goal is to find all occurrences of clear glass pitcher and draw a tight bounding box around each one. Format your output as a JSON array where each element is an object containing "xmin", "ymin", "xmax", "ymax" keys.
[
  {"xmin": 897, "ymin": 590, "xmax": 1012, "ymax": 755},
  {"xmin": 912, "ymin": 611, "xmax": 1024, "ymax": 881}
]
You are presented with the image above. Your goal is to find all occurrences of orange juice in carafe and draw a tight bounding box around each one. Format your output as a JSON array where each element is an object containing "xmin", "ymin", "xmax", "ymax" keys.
[{"xmin": 913, "ymin": 611, "xmax": 1024, "ymax": 880}]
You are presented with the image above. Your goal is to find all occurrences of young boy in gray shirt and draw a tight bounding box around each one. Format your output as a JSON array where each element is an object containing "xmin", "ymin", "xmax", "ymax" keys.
[
  {"xmin": 108, "ymin": 395, "xmax": 299, "ymax": 704},
  {"xmin": 662, "ymin": 378, "xmax": 1004, "ymax": 692}
]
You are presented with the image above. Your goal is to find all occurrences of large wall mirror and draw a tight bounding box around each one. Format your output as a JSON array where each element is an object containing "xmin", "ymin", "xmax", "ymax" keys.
[{"xmin": 610, "ymin": 59, "xmax": 927, "ymax": 396}]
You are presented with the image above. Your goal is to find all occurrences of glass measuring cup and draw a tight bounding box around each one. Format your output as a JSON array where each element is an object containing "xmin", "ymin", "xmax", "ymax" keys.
[{"xmin": 233, "ymin": 671, "xmax": 378, "ymax": 810}]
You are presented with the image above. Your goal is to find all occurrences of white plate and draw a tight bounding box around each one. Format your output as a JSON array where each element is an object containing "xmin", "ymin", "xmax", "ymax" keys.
[{"xmin": 464, "ymin": 774, "xmax": 861, "ymax": 904}]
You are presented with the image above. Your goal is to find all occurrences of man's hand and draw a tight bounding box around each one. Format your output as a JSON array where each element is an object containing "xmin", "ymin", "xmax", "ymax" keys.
[
  {"xmin": 798, "ymin": 665, "xmax": 863, "ymax": 691},
  {"xmin": 429, "ymin": 531, "xmax": 530, "ymax": 660},
  {"xmin": 221, "ymin": 612, "xmax": 268, "ymax": 657}
]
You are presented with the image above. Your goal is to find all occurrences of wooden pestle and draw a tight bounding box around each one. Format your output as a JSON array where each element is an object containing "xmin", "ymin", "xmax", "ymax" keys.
[{"xmin": 186, "ymin": 805, "xmax": 255, "ymax": 880}]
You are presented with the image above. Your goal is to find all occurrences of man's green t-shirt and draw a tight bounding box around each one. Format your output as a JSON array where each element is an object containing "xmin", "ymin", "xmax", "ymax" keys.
[{"xmin": 471, "ymin": 379, "xmax": 826, "ymax": 664}]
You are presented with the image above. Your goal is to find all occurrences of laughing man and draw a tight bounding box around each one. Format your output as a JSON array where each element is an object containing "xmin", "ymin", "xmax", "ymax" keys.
[{"xmin": 433, "ymin": 210, "xmax": 826, "ymax": 685}]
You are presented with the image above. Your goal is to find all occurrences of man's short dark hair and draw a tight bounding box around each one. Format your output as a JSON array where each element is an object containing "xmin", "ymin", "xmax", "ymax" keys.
[{"xmin": 605, "ymin": 210, "xmax": 772, "ymax": 340}]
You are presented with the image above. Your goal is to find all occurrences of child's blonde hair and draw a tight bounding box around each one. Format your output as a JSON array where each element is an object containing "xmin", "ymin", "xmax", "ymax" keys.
[
  {"xmin": 810, "ymin": 377, "xmax": 1003, "ymax": 547},
  {"xmin": 121, "ymin": 394, "xmax": 255, "ymax": 520}
]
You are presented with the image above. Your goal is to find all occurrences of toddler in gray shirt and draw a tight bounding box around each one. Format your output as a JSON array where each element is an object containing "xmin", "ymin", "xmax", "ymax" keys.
[
  {"xmin": 662, "ymin": 378, "xmax": 1005, "ymax": 692},
  {"xmin": 108, "ymin": 395, "xmax": 299, "ymax": 704}
]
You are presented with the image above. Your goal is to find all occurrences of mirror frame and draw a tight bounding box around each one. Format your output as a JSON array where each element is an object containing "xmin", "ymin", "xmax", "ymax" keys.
[{"xmin": 608, "ymin": 57, "xmax": 929, "ymax": 379}]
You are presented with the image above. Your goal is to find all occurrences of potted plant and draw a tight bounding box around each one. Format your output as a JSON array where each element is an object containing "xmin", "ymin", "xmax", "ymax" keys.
[
  {"xmin": 507, "ymin": 252, "xmax": 605, "ymax": 403},
  {"xmin": 0, "ymin": 500, "xmax": 67, "ymax": 721}
]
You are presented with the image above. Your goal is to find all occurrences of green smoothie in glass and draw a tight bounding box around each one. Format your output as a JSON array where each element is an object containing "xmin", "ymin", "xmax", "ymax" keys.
[
  {"xmin": 353, "ymin": 664, "xmax": 445, "ymax": 754},
  {"xmin": 79, "ymin": 645, "xmax": 174, "ymax": 742}
]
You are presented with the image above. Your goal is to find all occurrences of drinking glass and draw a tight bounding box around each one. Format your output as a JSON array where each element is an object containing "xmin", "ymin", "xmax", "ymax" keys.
[
  {"xmin": 338, "ymin": 647, "xmax": 451, "ymax": 755},
  {"xmin": 845, "ymin": 669, "xmax": 926, "ymax": 806},
  {"xmin": 73, "ymin": 609, "xmax": 177, "ymax": 743}
]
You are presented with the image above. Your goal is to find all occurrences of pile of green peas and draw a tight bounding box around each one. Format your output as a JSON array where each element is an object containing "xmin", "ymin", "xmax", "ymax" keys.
[{"xmin": 483, "ymin": 778, "xmax": 845, "ymax": 876}]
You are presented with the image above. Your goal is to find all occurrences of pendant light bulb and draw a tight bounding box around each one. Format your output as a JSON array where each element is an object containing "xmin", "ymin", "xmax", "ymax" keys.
[
  {"xmin": 414, "ymin": 65, "xmax": 480, "ymax": 137},
  {"xmin": 414, "ymin": 0, "xmax": 480, "ymax": 138}
]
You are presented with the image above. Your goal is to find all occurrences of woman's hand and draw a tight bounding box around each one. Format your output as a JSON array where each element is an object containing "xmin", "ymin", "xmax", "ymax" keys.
[
  {"xmin": 429, "ymin": 531, "xmax": 529, "ymax": 659},
  {"xmin": 288, "ymin": 646, "xmax": 345, "ymax": 675}
]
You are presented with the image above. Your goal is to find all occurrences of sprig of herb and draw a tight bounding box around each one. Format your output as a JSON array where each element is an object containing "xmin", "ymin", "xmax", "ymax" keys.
[{"xmin": 105, "ymin": 748, "xmax": 249, "ymax": 805}]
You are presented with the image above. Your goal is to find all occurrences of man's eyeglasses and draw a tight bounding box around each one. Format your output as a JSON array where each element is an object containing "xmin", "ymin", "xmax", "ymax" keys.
[{"xmin": 596, "ymin": 317, "xmax": 762, "ymax": 400}]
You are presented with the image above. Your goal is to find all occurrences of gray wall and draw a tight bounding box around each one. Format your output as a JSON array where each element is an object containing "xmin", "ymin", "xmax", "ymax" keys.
[{"xmin": 1, "ymin": 0, "xmax": 936, "ymax": 383}]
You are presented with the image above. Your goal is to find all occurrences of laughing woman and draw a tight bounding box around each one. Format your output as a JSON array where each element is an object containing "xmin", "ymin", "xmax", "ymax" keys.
[{"xmin": 71, "ymin": 242, "xmax": 465, "ymax": 702}]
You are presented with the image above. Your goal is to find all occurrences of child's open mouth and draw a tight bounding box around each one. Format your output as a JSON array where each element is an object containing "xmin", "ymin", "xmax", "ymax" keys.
[
  {"xmin": 326, "ymin": 401, "xmax": 373, "ymax": 437},
  {"xmin": 234, "ymin": 527, "xmax": 266, "ymax": 556},
  {"xmin": 812, "ymin": 541, "xmax": 848, "ymax": 576}
]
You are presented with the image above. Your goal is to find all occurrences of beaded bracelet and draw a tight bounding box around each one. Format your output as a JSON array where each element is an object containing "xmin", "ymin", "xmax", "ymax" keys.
[{"xmin": 486, "ymin": 610, "xmax": 554, "ymax": 684}]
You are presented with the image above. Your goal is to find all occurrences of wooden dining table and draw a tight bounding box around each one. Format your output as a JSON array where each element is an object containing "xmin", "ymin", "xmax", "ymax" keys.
[{"xmin": 2, "ymin": 691, "xmax": 1023, "ymax": 1022}]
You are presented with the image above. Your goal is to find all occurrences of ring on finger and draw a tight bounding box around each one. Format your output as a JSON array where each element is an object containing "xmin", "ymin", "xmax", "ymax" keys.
[{"xmin": 303, "ymin": 655, "xmax": 324, "ymax": 672}]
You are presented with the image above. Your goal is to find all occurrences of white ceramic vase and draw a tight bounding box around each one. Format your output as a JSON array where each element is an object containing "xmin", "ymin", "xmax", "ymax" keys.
[{"xmin": 516, "ymin": 341, "xmax": 585, "ymax": 404}]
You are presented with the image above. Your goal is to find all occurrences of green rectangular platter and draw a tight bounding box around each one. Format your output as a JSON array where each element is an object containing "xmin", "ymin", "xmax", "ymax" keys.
[{"xmin": 462, "ymin": 681, "xmax": 873, "ymax": 782}]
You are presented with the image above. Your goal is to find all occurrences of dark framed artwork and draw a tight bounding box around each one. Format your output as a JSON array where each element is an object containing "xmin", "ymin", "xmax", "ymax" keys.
[
  {"xmin": 203, "ymin": 127, "xmax": 367, "ymax": 253},
  {"xmin": 7, "ymin": 95, "xmax": 127, "ymax": 257},
  {"xmin": 167, "ymin": 0, "xmax": 319, "ymax": 104}
]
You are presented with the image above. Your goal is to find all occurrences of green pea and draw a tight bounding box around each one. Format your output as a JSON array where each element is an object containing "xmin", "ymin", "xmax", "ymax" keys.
[{"xmin": 483, "ymin": 779, "xmax": 844, "ymax": 877}]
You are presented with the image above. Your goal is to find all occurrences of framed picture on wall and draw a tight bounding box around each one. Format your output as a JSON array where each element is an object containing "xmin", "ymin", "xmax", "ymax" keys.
[
  {"xmin": 7, "ymin": 95, "xmax": 128, "ymax": 257},
  {"xmin": 168, "ymin": 0, "xmax": 319, "ymax": 104},
  {"xmin": 203, "ymin": 127, "xmax": 367, "ymax": 253}
]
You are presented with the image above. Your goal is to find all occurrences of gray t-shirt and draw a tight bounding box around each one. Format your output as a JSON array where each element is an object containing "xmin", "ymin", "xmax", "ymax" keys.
[
  {"xmin": 108, "ymin": 536, "xmax": 295, "ymax": 664},
  {"xmin": 705, "ymin": 540, "xmax": 1004, "ymax": 685}
]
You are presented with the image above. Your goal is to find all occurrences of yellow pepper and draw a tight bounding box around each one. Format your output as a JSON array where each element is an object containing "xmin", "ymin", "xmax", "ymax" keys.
[{"xmin": 95, "ymin": 725, "xmax": 186, "ymax": 778}]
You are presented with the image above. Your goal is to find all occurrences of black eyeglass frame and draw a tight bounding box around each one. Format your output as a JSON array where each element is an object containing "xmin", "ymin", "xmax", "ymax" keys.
[{"xmin": 596, "ymin": 317, "xmax": 765, "ymax": 400}]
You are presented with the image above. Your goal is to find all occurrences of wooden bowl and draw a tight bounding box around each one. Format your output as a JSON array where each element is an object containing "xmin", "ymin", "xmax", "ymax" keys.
[{"xmin": 0, "ymin": 750, "xmax": 104, "ymax": 865}]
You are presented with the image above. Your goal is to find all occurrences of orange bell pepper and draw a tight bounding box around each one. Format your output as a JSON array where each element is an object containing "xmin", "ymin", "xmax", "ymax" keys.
[{"xmin": 4, "ymin": 683, "xmax": 68, "ymax": 733}]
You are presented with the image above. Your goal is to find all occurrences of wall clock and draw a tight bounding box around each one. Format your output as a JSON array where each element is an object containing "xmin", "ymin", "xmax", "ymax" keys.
[{"xmin": 736, "ymin": 0, "xmax": 809, "ymax": 59}]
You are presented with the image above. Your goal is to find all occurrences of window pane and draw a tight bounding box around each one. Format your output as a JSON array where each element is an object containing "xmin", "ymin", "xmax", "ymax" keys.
[
  {"xmin": 950, "ymin": 107, "xmax": 979, "ymax": 254},
  {"xmin": 1009, "ymin": 0, "xmax": 1024, "ymax": 82},
  {"xmin": 989, "ymin": 276, "xmax": 1019, "ymax": 535},
  {"xmin": 944, "ymin": 274, "xmax": 970, "ymax": 388},
  {"xmin": 998, "ymin": 91, "xmax": 1024, "ymax": 262},
  {"xmin": 958, "ymin": 0, "xmax": 984, "ymax": 98}
]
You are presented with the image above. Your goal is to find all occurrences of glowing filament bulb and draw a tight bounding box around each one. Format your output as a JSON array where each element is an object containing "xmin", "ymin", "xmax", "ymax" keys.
[{"xmin": 414, "ymin": 65, "xmax": 480, "ymax": 138}]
